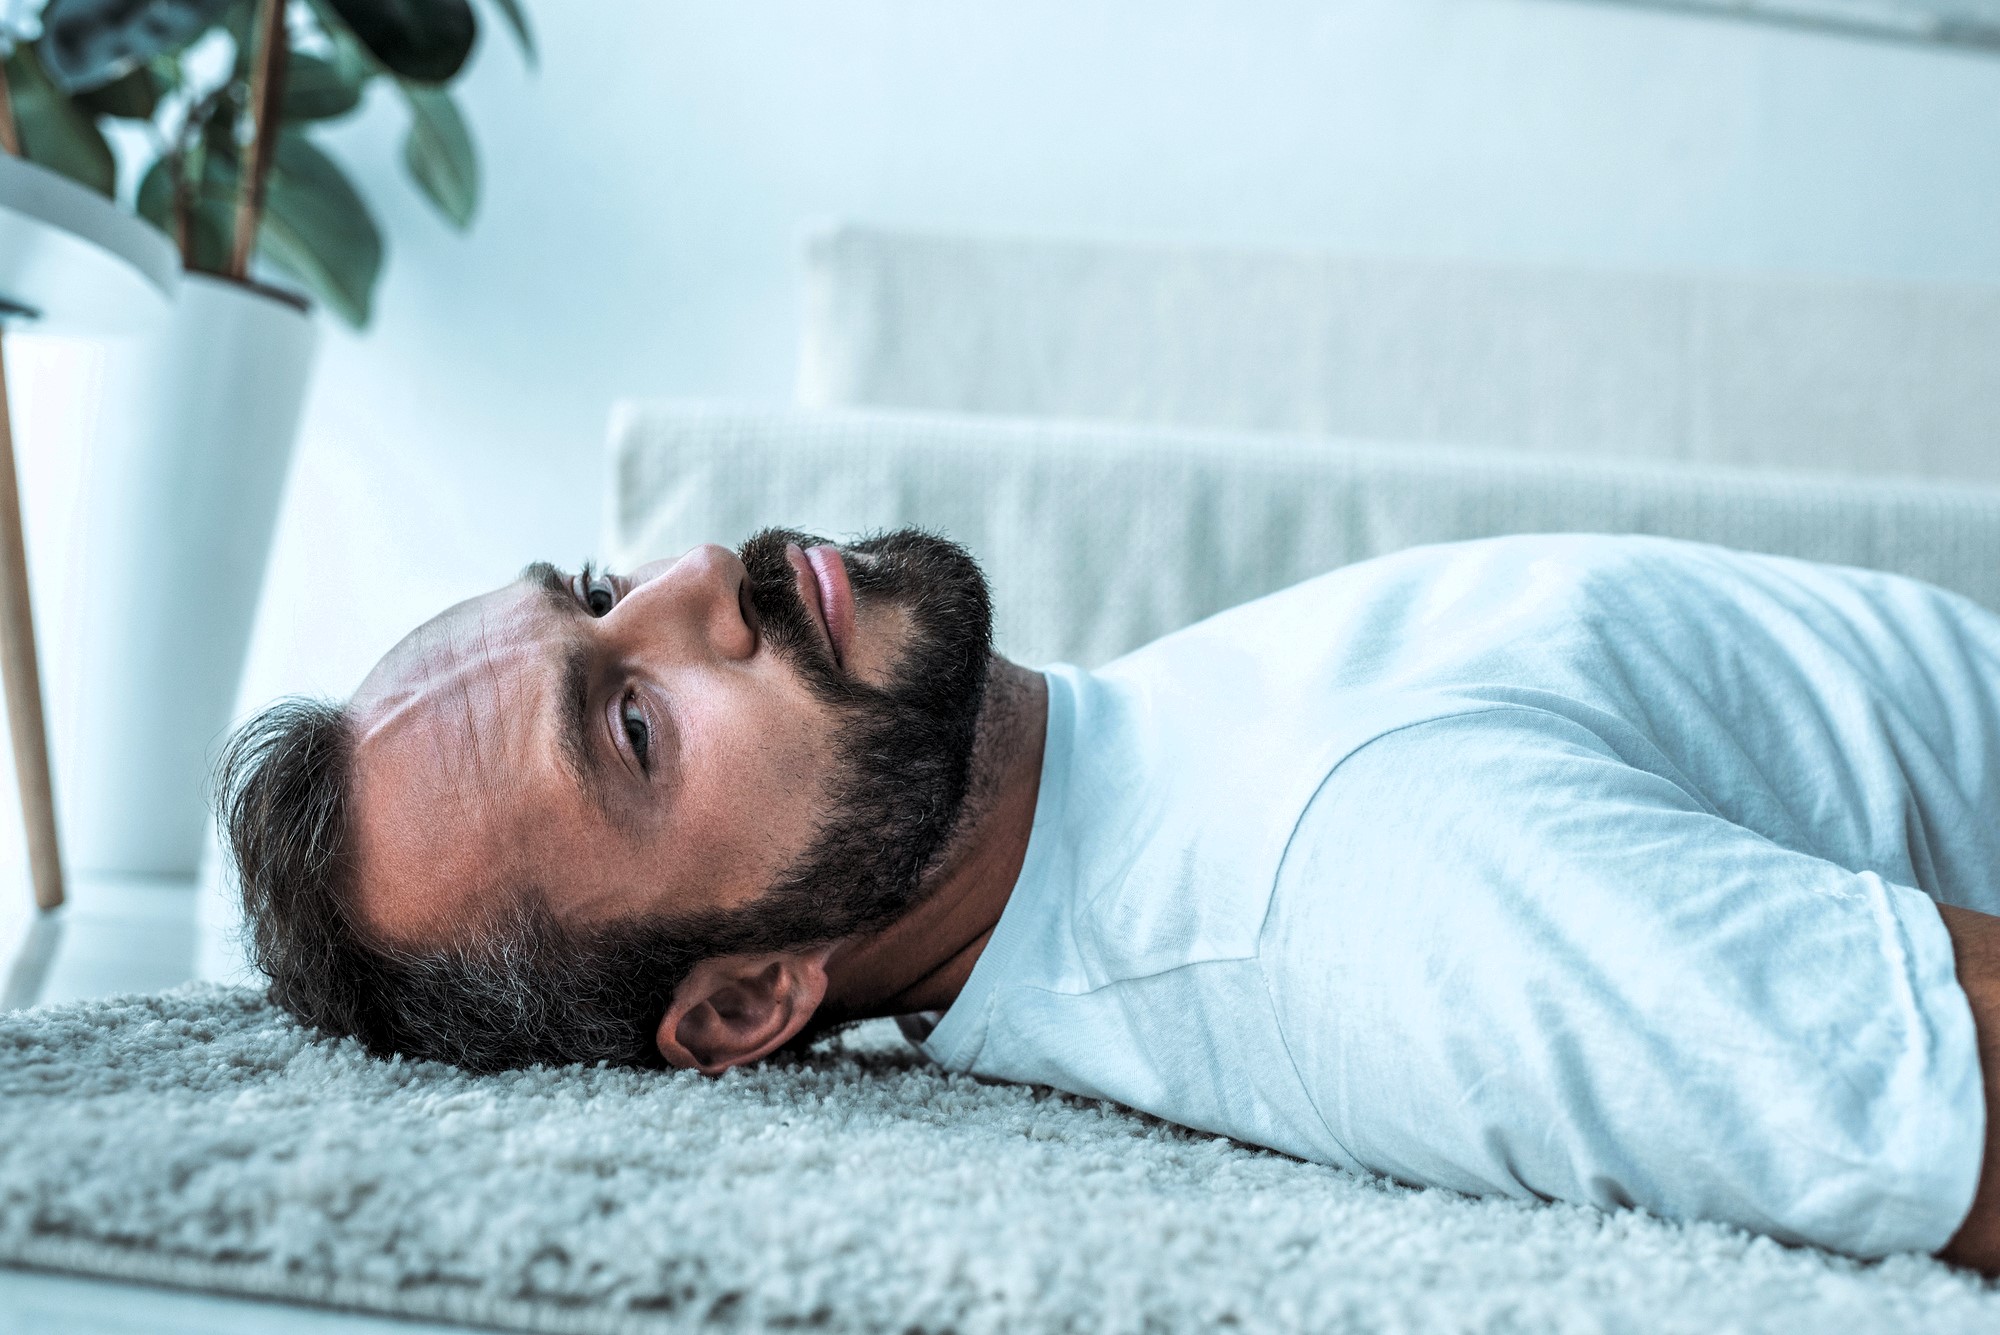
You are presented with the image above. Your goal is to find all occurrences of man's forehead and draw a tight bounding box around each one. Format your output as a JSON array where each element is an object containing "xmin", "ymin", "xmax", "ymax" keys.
[
  {"xmin": 345, "ymin": 574, "xmax": 561, "ymax": 943},
  {"xmin": 353, "ymin": 579, "xmax": 547, "ymax": 727},
  {"xmin": 347, "ymin": 576, "xmax": 569, "ymax": 830}
]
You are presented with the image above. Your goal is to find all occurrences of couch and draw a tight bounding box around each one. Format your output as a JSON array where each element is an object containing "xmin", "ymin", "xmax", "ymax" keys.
[
  {"xmin": 608, "ymin": 402, "xmax": 2000, "ymax": 669},
  {"xmin": 798, "ymin": 225, "xmax": 2000, "ymax": 486}
]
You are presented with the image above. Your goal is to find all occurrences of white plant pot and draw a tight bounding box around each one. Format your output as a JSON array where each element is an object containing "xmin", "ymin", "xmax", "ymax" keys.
[{"xmin": 48, "ymin": 272, "xmax": 317, "ymax": 877}]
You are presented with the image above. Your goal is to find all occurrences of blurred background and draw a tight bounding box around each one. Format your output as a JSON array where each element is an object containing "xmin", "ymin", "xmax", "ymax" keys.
[
  {"xmin": 6, "ymin": 0, "xmax": 2000, "ymax": 999},
  {"xmin": 95, "ymin": 0, "xmax": 2000, "ymax": 703}
]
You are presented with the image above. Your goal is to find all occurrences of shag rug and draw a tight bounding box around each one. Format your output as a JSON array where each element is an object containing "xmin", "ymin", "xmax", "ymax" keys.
[{"xmin": 2, "ymin": 986, "xmax": 1998, "ymax": 1334}]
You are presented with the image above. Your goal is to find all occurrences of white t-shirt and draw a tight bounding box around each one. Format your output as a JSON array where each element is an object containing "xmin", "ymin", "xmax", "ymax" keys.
[{"xmin": 915, "ymin": 534, "xmax": 1993, "ymax": 1258}]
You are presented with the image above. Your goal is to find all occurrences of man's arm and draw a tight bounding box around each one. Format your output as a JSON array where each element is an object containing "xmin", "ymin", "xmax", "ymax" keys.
[{"xmin": 1937, "ymin": 904, "xmax": 2000, "ymax": 1272}]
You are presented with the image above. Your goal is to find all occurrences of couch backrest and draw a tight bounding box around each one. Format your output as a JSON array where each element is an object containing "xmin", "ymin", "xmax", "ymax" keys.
[
  {"xmin": 610, "ymin": 402, "xmax": 2000, "ymax": 667},
  {"xmin": 799, "ymin": 226, "xmax": 2000, "ymax": 486}
]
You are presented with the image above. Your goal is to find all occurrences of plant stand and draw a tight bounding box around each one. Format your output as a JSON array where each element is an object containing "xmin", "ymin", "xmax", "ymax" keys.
[
  {"xmin": 0, "ymin": 153, "xmax": 177, "ymax": 912},
  {"xmin": 0, "ymin": 334, "xmax": 58, "ymax": 911}
]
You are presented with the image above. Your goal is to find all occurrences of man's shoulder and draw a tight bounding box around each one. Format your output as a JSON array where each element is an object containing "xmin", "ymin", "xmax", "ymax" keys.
[{"xmin": 1297, "ymin": 699, "xmax": 1683, "ymax": 860}]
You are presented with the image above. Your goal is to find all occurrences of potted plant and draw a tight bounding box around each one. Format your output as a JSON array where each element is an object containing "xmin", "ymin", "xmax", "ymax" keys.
[{"xmin": 0, "ymin": 0, "xmax": 532, "ymax": 878}]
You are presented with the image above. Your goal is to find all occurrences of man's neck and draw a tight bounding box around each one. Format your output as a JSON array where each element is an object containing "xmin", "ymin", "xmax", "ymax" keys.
[{"xmin": 819, "ymin": 658, "xmax": 1048, "ymax": 1020}]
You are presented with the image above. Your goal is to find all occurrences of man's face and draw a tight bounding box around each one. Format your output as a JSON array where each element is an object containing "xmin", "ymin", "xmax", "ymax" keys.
[{"xmin": 347, "ymin": 529, "xmax": 993, "ymax": 952}]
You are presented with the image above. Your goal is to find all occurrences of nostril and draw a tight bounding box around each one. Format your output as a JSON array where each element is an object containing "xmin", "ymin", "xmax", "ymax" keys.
[{"xmin": 737, "ymin": 577, "xmax": 759, "ymax": 641}]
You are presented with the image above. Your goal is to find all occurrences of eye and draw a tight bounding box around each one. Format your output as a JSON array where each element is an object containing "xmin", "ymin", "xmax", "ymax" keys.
[
  {"xmin": 621, "ymin": 693, "xmax": 651, "ymax": 769},
  {"xmin": 577, "ymin": 565, "xmax": 617, "ymax": 617}
]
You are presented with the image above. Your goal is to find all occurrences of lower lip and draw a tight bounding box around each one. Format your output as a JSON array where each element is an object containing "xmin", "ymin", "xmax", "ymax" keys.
[{"xmin": 805, "ymin": 545, "xmax": 854, "ymax": 666}]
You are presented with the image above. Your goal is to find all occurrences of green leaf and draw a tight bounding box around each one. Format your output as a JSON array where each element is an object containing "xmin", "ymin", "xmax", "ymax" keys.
[
  {"xmin": 135, "ymin": 155, "xmax": 171, "ymax": 227},
  {"xmin": 136, "ymin": 105, "xmax": 381, "ymax": 320},
  {"xmin": 37, "ymin": 0, "xmax": 234, "ymax": 93},
  {"xmin": 135, "ymin": 150, "xmax": 235, "ymax": 271},
  {"xmin": 399, "ymin": 82, "xmax": 476, "ymax": 229},
  {"xmin": 482, "ymin": 0, "xmax": 534, "ymax": 67},
  {"xmin": 259, "ymin": 130, "xmax": 384, "ymax": 326},
  {"xmin": 4, "ymin": 45, "xmax": 116, "ymax": 197},
  {"xmin": 301, "ymin": 8, "xmax": 386, "ymax": 87},
  {"xmin": 73, "ymin": 63, "xmax": 163, "ymax": 118},
  {"xmin": 144, "ymin": 51, "xmax": 189, "ymax": 89},
  {"xmin": 320, "ymin": 0, "xmax": 473, "ymax": 84},
  {"xmin": 282, "ymin": 52, "xmax": 365, "ymax": 120}
]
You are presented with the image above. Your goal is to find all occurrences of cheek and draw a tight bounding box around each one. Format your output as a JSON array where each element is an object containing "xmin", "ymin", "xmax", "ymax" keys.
[{"xmin": 669, "ymin": 672, "xmax": 843, "ymax": 907}]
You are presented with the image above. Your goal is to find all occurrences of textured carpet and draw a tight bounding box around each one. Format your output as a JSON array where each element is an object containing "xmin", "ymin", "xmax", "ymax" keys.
[{"xmin": 2, "ymin": 986, "xmax": 1998, "ymax": 1334}]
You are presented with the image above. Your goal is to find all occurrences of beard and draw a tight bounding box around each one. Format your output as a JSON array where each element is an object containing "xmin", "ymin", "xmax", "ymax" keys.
[
  {"xmin": 450, "ymin": 526, "xmax": 994, "ymax": 1070},
  {"xmin": 722, "ymin": 526, "xmax": 995, "ymax": 952}
]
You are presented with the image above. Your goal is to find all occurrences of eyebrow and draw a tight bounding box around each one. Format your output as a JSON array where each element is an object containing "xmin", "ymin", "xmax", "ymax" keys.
[
  {"xmin": 521, "ymin": 561, "xmax": 577, "ymax": 617},
  {"xmin": 518, "ymin": 561, "xmax": 626, "ymax": 831},
  {"xmin": 556, "ymin": 640, "xmax": 605, "ymax": 807}
]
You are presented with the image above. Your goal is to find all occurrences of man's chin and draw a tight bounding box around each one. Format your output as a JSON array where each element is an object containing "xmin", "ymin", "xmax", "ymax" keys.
[{"xmin": 735, "ymin": 525, "xmax": 996, "ymax": 949}]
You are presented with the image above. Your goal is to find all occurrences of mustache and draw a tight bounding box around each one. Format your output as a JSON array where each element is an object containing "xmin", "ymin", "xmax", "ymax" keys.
[
  {"xmin": 735, "ymin": 525, "xmax": 996, "ymax": 717},
  {"xmin": 736, "ymin": 528, "xmax": 850, "ymax": 698}
]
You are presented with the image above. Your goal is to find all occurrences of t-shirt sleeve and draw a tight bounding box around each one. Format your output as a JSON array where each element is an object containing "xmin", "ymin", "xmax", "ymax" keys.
[{"xmin": 1263, "ymin": 705, "xmax": 1986, "ymax": 1258}]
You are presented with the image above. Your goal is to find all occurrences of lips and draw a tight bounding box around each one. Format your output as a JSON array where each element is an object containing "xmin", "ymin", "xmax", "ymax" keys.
[{"xmin": 787, "ymin": 542, "xmax": 853, "ymax": 667}]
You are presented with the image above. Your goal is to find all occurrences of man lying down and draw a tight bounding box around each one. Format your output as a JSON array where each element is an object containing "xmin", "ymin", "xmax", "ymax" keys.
[{"xmin": 217, "ymin": 528, "xmax": 2000, "ymax": 1269}]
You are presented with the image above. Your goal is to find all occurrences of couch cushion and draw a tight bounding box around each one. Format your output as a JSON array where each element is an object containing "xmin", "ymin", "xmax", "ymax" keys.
[
  {"xmin": 609, "ymin": 403, "xmax": 2000, "ymax": 668},
  {"xmin": 799, "ymin": 226, "xmax": 2000, "ymax": 485}
]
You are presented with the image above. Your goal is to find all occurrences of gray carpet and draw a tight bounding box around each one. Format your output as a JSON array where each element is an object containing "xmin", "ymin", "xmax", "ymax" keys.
[{"xmin": 2, "ymin": 985, "xmax": 1998, "ymax": 1334}]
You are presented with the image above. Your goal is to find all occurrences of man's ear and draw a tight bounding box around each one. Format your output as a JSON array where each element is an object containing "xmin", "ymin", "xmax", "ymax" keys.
[{"xmin": 655, "ymin": 947, "xmax": 834, "ymax": 1075}]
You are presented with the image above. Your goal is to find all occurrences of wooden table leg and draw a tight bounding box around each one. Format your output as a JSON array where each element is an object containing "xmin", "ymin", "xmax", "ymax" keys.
[{"xmin": 0, "ymin": 332, "xmax": 63, "ymax": 911}]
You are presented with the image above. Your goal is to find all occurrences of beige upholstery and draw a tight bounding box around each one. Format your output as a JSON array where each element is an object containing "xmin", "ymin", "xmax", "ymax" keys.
[
  {"xmin": 799, "ymin": 226, "xmax": 2000, "ymax": 486},
  {"xmin": 609, "ymin": 402, "xmax": 2000, "ymax": 668}
]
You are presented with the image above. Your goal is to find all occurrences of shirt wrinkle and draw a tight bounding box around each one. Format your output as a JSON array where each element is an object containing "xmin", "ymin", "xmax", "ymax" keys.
[{"xmin": 918, "ymin": 535, "xmax": 1994, "ymax": 1258}]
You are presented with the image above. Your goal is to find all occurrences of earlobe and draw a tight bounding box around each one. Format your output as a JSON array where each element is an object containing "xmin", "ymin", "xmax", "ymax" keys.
[{"xmin": 655, "ymin": 948, "xmax": 833, "ymax": 1075}]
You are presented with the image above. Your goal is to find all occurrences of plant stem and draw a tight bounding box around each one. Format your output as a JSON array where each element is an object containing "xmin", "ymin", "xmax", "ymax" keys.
[
  {"xmin": 169, "ymin": 80, "xmax": 232, "ymax": 271},
  {"xmin": 0, "ymin": 55, "xmax": 20, "ymax": 157},
  {"xmin": 170, "ymin": 147, "xmax": 194, "ymax": 266},
  {"xmin": 230, "ymin": 0, "xmax": 289, "ymax": 279}
]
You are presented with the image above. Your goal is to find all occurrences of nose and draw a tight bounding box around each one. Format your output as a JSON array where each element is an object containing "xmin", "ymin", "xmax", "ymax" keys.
[{"xmin": 612, "ymin": 544, "xmax": 755, "ymax": 662}]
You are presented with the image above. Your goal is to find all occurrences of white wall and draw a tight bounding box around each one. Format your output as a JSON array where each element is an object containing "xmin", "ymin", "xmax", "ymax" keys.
[{"xmin": 36, "ymin": 0, "xmax": 2000, "ymax": 713}]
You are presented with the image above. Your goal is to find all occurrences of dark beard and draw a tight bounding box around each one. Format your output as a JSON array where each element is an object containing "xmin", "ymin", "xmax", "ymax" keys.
[{"xmin": 724, "ymin": 527, "xmax": 994, "ymax": 950}]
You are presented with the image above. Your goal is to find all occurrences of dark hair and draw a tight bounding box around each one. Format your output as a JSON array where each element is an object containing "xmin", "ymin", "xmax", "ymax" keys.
[{"xmin": 215, "ymin": 697, "xmax": 712, "ymax": 1072}]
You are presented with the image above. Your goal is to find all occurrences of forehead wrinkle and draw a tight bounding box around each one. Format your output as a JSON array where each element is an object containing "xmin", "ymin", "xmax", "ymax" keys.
[
  {"xmin": 456, "ymin": 617, "xmax": 494, "ymax": 800},
  {"xmin": 349, "ymin": 582, "xmax": 601, "ymax": 944},
  {"xmin": 423, "ymin": 595, "xmax": 542, "ymax": 824},
  {"xmin": 353, "ymin": 613, "xmax": 467, "ymax": 743},
  {"xmin": 407, "ymin": 614, "xmax": 493, "ymax": 838},
  {"xmin": 475, "ymin": 592, "xmax": 615, "ymax": 841},
  {"xmin": 470, "ymin": 598, "xmax": 543, "ymax": 759}
]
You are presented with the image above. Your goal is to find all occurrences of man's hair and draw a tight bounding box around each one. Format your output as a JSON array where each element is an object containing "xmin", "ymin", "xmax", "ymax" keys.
[{"xmin": 215, "ymin": 698, "xmax": 715, "ymax": 1072}]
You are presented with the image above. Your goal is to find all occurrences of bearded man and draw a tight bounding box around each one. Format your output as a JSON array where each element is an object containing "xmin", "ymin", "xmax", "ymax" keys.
[{"xmin": 218, "ymin": 527, "xmax": 2000, "ymax": 1269}]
